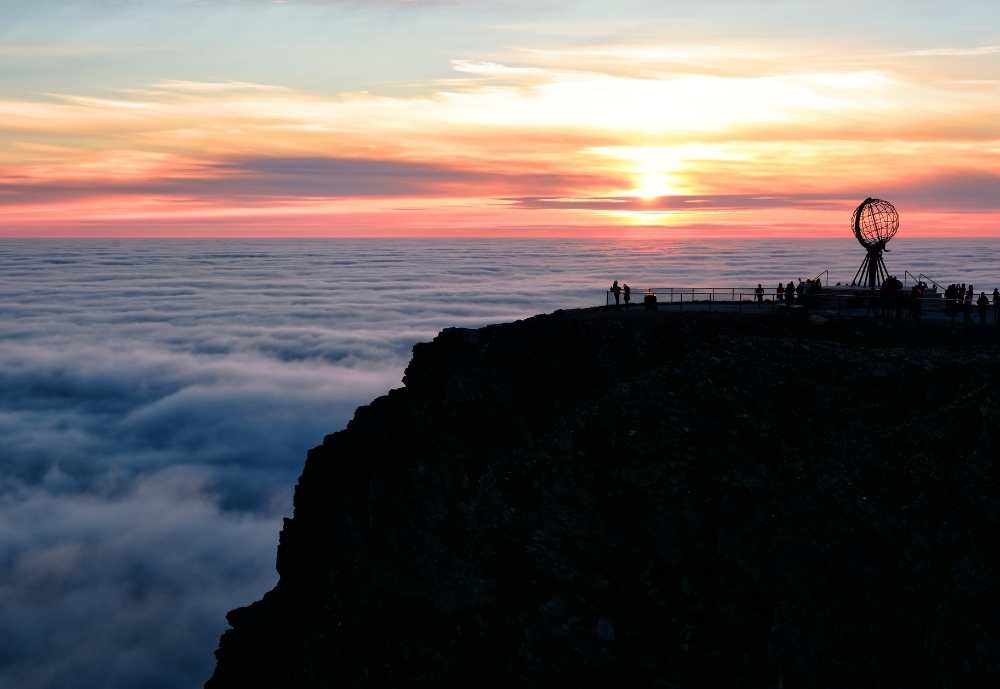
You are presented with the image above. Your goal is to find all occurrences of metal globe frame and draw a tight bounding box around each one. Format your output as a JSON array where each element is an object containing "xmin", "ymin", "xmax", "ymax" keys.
[{"xmin": 850, "ymin": 197, "xmax": 899, "ymax": 290}]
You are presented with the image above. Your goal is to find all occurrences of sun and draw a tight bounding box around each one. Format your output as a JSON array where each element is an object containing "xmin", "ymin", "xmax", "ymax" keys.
[{"xmin": 633, "ymin": 172, "xmax": 673, "ymax": 200}]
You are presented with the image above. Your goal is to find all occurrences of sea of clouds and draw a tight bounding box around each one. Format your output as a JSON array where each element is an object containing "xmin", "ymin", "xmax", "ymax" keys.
[{"xmin": 2, "ymin": 237, "xmax": 999, "ymax": 689}]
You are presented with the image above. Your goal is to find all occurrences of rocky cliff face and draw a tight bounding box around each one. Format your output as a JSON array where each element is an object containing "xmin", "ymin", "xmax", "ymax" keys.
[{"xmin": 207, "ymin": 309, "xmax": 1000, "ymax": 688}]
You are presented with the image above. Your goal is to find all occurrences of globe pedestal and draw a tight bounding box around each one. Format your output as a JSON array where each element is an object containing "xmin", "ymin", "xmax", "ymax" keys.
[{"xmin": 852, "ymin": 245, "xmax": 889, "ymax": 291}]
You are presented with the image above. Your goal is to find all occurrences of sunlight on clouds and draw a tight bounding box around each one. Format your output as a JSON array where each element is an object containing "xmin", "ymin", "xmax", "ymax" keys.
[
  {"xmin": 633, "ymin": 172, "xmax": 674, "ymax": 200},
  {"xmin": 0, "ymin": 41, "xmax": 999, "ymax": 235},
  {"xmin": 591, "ymin": 145, "xmax": 744, "ymax": 199}
]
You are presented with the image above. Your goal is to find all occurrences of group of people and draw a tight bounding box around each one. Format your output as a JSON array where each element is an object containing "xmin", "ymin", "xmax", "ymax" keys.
[
  {"xmin": 609, "ymin": 280, "xmax": 631, "ymax": 307},
  {"xmin": 878, "ymin": 275, "xmax": 925, "ymax": 320},
  {"xmin": 769, "ymin": 278, "xmax": 823, "ymax": 306},
  {"xmin": 943, "ymin": 283, "xmax": 1000, "ymax": 324}
]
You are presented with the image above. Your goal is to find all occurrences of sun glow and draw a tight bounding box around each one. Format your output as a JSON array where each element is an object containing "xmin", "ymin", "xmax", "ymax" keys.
[{"xmin": 633, "ymin": 172, "xmax": 674, "ymax": 200}]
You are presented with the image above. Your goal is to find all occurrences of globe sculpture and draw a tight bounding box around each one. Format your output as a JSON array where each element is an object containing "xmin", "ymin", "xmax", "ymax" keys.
[{"xmin": 850, "ymin": 197, "xmax": 899, "ymax": 290}]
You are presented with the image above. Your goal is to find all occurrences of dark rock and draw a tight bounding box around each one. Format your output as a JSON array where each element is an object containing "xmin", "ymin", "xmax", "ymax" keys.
[{"xmin": 206, "ymin": 308, "xmax": 1000, "ymax": 688}]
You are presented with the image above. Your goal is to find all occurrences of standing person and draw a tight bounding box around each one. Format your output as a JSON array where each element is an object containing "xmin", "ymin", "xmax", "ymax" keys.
[
  {"xmin": 623, "ymin": 283, "xmax": 631, "ymax": 308},
  {"xmin": 610, "ymin": 280, "xmax": 622, "ymax": 307},
  {"xmin": 879, "ymin": 279, "xmax": 892, "ymax": 320},
  {"xmin": 785, "ymin": 281, "xmax": 795, "ymax": 306},
  {"xmin": 755, "ymin": 284, "xmax": 764, "ymax": 304},
  {"xmin": 978, "ymin": 292, "xmax": 990, "ymax": 325},
  {"xmin": 992, "ymin": 288, "xmax": 1000, "ymax": 323},
  {"xmin": 910, "ymin": 284, "xmax": 923, "ymax": 321},
  {"xmin": 776, "ymin": 282, "xmax": 785, "ymax": 305},
  {"xmin": 892, "ymin": 276, "xmax": 903, "ymax": 320},
  {"xmin": 964, "ymin": 285, "xmax": 974, "ymax": 323}
]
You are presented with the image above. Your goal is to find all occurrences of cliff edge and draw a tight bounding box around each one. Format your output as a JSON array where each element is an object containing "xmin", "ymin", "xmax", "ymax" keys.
[{"xmin": 207, "ymin": 308, "xmax": 1000, "ymax": 687}]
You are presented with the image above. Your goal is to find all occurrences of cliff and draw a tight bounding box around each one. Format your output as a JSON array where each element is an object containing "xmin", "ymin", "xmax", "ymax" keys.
[{"xmin": 207, "ymin": 308, "xmax": 1000, "ymax": 688}]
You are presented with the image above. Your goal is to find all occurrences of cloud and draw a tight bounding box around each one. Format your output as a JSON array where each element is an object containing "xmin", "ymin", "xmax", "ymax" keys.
[
  {"xmin": 0, "ymin": 155, "xmax": 613, "ymax": 205},
  {"xmin": 0, "ymin": 467, "xmax": 281, "ymax": 689},
  {"xmin": 153, "ymin": 80, "xmax": 292, "ymax": 94},
  {"xmin": 900, "ymin": 45, "xmax": 1000, "ymax": 57},
  {"xmin": 507, "ymin": 193, "xmax": 855, "ymax": 213},
  {"xmin": 888, "ymin": 171, "xmax": 1000, "ymax": 211},
  {"xmin": 507, "ymin": 171, "xmax": 1000, "ymax": 214}
]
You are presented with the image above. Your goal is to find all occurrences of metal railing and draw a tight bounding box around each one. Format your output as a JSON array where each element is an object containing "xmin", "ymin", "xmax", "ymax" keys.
[
  {"xmin": 607, "ymin": 286, "xmax": 802, "ymax": 308},
  {"xmin": 606, "ymin": 286, "xmax": 803, "ymax": 313},
  {"xmin": 902, "ymin": 271, "xmax": 946, "ymax": 292},
  {"xmin": 601, "ymin": 286, "xmax": 993, "ymax": 322}
]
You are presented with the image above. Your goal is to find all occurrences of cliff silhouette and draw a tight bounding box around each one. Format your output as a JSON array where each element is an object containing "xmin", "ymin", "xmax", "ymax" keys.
[{"xmin": 207, "ymin": 308, "xmax": 1000, "ymax": 688}]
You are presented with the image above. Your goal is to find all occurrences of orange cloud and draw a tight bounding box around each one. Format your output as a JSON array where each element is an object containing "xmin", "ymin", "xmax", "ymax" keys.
[{"xmin": 1, "ymin": 42, "xmax": 999, "ymax": 236}]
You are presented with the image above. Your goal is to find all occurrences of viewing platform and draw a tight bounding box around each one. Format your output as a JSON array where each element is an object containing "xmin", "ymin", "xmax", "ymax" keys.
[{"xmin": 603, "ymin": 274, "xmax": 998, "ymax": 327}]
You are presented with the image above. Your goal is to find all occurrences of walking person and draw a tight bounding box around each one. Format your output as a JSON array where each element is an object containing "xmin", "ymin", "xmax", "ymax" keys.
[
  {"xmin": 623, "ymin": 283, "xmax": 631, "ymax": 308},
  {"xmin": 978, "ymin": 292, "xmax": 990, "ymax": 325},
  {"xmin": 785, "ymin": 281, "xmax": 795, "ymax": 306},
  {"xmin": 993, "ymin": 288, "xmax": 999, "ymax": 323},
  {"xmin": 755, "ymin": 284, "xmax": 764, "ymax": 304},
  {"xmin": 963, "ymin": 285, "xmax": 974, "ymax": 324},
  {"xmin": 775, "ymin": 282, "xmax": 784, "ymax": 305},
  {"xmin": 610, "ymin": 280, "xmax": 622, "ymax": 307}
]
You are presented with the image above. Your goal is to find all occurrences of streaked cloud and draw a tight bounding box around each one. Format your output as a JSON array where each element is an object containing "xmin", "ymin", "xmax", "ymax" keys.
[
  {"xmin": 901, "ymin": 45, "xmax": 1000, "ymax": 57},
  {"xmin": 152, "ymin": 80, "xmax": 293, "ymax": 94}
]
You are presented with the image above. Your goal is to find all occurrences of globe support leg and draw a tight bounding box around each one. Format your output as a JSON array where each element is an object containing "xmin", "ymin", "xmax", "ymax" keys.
[
  {"xmin": 852, "ymin": 254, "xmax": 869, "ymax": 287},
  {"xmin": 852, "ymin": 248, "xmax": 886, "ymax": 291}
]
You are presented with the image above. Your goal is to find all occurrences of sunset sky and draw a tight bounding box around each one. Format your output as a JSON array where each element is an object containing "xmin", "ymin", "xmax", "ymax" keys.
[{"xmin": 2, "ymin": 0, "xmax": 999, "ymax": 237}]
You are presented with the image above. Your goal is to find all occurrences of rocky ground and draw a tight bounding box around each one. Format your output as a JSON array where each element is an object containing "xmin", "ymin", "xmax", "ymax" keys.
[{"xmin": 207, "ymin": 308, "xmax": 1000, "ymax": 688}]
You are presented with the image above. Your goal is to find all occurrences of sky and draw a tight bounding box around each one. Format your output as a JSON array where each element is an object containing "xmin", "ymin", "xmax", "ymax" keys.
[{"xmin": 1, "ymin": 0, "xmax": 999, "ymax": 237}]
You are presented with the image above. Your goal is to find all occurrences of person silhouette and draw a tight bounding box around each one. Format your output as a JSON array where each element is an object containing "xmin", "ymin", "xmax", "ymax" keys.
[
  {"xmin": 910, "ymin": 283, "xmax": 923, "ymax": 321},
  {"xmin": 785, "ymin": 281, "xmax": 795, "ymax": 306},
  {"xmin": 623, "ymin": 283, "xmax": 631, "ymax": 308},
  {"xmin": 775, "ymin": 282, "xmax": 784, "ymax": 304},
  {"xmin": 610, "ymin": 280, "xmax": 622, "ymax": 307},
  {"xmin": 755, "ymin": 284, "xmax": 764, "ymax": 304},
  {"xmin": 964, "ymin": 285, "xmax": 974, "ymax": 323},
  {"xmin": 993, "ymin": 288, "xmax": 1000, "ymax": 323},
  {"xmin": 978, "ymin": 291, "xmax": 989, "ymax": 324}
]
